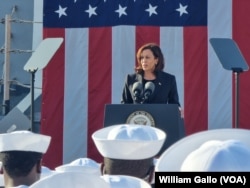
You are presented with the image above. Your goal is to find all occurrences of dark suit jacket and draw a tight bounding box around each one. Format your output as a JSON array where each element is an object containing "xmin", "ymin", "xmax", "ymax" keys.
[{"xmin": 121, "ymin": 71, "xmax": 180, "ymax": 106}]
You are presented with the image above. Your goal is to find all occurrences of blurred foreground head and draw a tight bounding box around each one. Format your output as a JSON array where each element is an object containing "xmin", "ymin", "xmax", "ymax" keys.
[
  {"xmin": 156, "ymin": 128, "xmax": 250, "ymax": 172},
  {"xmin": 30, "ymin": 172, "xmax": 110, "ymax": 188}
]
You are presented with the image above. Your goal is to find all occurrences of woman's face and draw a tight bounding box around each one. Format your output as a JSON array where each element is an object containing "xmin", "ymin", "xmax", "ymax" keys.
[{"xmin": 140, "ymin": 49, "xmax": 158, "ymax": 73}]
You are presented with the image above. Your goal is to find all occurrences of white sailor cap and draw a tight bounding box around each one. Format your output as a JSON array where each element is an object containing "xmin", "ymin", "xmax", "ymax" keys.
[
  {"xmin": 92, "ymin": 124, "xmax": 166, "ymax": 160},
  {"xmin": 0, "ymin": 130, "xmax": 51, "ymax": 153},
  {"xmin": 102, "ymin": 175, "xmax": 151, "ymax": 188},
  {"xmin": 180, "ymin": 139, "xmax": 250, "ymax": 171},
  {"xmin": 41, "ymin": 166, "xmax": 57, "ymax": 179},
  {"xmin": 55, "ymin": 157, "xmax": 101, "ymax": 175},
  {"xmin": 29, "ymin": 171, "xmax": 110, "ymax": 188},
  {"xmin": 156, "ymin": 128, "xmax": 250, "ymax": 171}
]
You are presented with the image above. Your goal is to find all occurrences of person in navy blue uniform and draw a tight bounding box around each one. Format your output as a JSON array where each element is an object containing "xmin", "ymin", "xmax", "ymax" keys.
[{"xmin": 121, "ymin": 43, "xmax": 181, "ymax": 107}]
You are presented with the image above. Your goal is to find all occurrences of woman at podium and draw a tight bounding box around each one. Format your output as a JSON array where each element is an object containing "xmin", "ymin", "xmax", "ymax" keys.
[{"xmin": 121, "ymin": 43, "xmax": 181, "ymax": 108}]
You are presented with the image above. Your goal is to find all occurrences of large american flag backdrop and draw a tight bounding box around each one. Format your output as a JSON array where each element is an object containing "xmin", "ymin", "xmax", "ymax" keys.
[{"xmin": 42, "ymin": 0, "xmax": 250, "ymax": 168}]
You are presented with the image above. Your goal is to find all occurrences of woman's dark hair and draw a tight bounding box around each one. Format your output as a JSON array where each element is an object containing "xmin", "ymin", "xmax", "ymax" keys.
[{"xmin": 135, "ymin": 43, "xmax": 165, "ymax": 74}]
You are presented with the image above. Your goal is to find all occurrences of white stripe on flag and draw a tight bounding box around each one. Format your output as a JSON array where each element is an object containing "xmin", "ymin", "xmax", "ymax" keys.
[
  {"xmin": 208, "ymin": 0, "xmax": 232, "ymax": 129},
  {"xmin": 161, "ymin": 27, "xmax": 185, "ymax": 108},
  {"xmin": 112, "ymin": 26, "xmax": 136, "ymax": 103},
  {"xmin": 64, "ymin": 28, "xmax": 89, "ymax": 163}
]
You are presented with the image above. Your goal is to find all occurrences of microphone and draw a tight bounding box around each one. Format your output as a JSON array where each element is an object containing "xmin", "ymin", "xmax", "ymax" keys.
[
  {"xmin": 132, "ymin": 82, "xmax": 143, "ymax": 103},
  {"xmin": 143, "ymin": 81, "xmax": 155, "ymax": 102}
]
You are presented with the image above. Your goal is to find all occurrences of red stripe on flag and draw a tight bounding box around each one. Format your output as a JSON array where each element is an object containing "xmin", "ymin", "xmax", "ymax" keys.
[
  {"xmin": 41, "ymin": 28, "xmax": 65, "ymax": 168},
  {"xmin": 87, "ymin": 27, "xmax": 112, "ymax": 162},
  {"xmin": 233, "ymin": 1, "xmax": 250, "ymax": 129},
  {"xmin": 183, "ymin": 27, "xmax": 208, "ymax": 134},
  {"xmin": 136, "ymin": 26, "xmax": 160, "ymax": 51}
]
